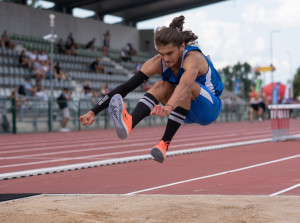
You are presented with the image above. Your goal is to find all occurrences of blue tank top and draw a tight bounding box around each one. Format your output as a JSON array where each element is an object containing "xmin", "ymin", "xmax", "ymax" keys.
[{"xmin": 161, "ymin": 45, "xmax": 223, "ymax": 97}]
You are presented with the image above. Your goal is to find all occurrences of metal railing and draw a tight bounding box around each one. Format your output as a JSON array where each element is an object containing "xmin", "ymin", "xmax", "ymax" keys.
[
  {"xmin": 0, "ymin": 96, "xmax": 169, "ymax": 134},
  {"xmin": 2, "ymin": 96, "xmax": 298, "ymax": 134}
]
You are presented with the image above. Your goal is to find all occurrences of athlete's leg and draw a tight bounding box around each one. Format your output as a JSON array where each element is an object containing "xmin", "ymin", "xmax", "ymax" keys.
[
  {"xmin": 151, "ymin": 82, "xmax": 200, "ymax": 163},
  {"xmin": 249, "ymin": 106, "xmax": 254, "ymax": 122},
  {"xmin": 131, "ymin": 80, "xmax": 175, "ymax": 128},
  {"xmin": 160, "ymin": 82, "xmax": 199, "ymax": 141},
  {"xmin": 108, "ymin": 80, "xmax": 175, "ymax": 139}
]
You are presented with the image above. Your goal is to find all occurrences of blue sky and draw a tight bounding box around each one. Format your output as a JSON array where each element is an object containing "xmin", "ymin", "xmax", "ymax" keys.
[{"xmin": 137, "ymin": 0, "xmax": 300, "ymax": 87}]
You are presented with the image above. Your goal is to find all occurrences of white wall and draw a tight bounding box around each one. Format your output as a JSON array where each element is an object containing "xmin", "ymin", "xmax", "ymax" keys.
[{"xmin": 0, "ymin": 2, "xmax": 140, "ymax": 50}]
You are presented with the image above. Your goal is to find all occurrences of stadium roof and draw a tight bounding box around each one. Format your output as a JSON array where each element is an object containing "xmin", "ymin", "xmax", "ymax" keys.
[{"xmin": 48, "ymin": 0, "xmax": 227, "ymax": 26}]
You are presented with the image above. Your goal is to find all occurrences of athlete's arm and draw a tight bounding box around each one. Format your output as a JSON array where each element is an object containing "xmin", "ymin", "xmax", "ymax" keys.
[
  {"xmin": 167, "ymin": 52, "xmax": 201, "ymax": 108},
  {"xmin": 79, "ymin": 55, "xmax": 161, "ymax": 126},
  {"xmin": 140, "ymin": 54, "xmax": 162, "ymax": 77}
]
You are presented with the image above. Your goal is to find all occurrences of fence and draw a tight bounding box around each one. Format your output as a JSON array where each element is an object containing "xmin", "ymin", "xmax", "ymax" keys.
[
  {"xmin": 3, "ymin": 96, "xmax": 297, "ymax": 134},
  {"xmin": 0, "ymin": 96, "xmax": 169, "ymax": 134}
]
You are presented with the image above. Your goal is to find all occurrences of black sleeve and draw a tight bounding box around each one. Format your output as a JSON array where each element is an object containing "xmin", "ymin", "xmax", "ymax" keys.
[{"xmin": 90, "ymin": 70, "xmax": 149, "ymax": 116}]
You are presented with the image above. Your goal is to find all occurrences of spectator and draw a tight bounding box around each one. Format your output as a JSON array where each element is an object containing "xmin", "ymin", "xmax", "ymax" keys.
[
  {"xmin": 91, "ymin": 91, "xmax": 99, "ymax": 105},
  {"xmin": 56, "ymin": 39, "xmax": 66, "ymax": 54},
  {"xmin": 34, "ymin": 79, "xmax": 48, "ymax": 101},
  {"xmin": 297, "ymin": 92, "xmax": 300, "ymax": 103},
  {"xmin": 121, "ymin": 48, "xmax": 131, "ymax": 62},
  {"xmin": 29, "ymin": 50, "xmax": 48, "ymax": 80},
  {"xmin": 57, "ymin": 88, "xmax": 71, "ymax": 132},
  {"xmin": 1, "ymin": 30, "xmax": 16, "ymax": 49},
  {"xmin": 83, "ymin": 81, "xmax": 93, "ymax": 97},
  {"xmin": 90, "ymin": 57, "xmax": 104, "ymax": 74},
  {"xmin": 258, "ymin": 90, "xmax": 268, "ymax": 120},
  {"xmin": 22, "ymin": 77, "xmax": 36, "ymax": 96},
  {"xmin": 37, "ymin": 51, "xmax": 50, "ymax": 66},
  {"xmin": 102, "ymin": 30, "xmax": 110, "ymax": 56},
  {"xmin": 19, "ymin": 50, "xmax": 32, "ymax": 69},
  {"xmin": 85, "ymin": 38, "xmax": 96, "ymax": 51},
  {"xmin": 10, "ymin": 90, "xmax": 21, "ymax": 109},
  {"xmin": 125, "ymin": 43, "xmax": 136, "ymax": 56},
  {"xmin": 28, "ymin": 50, "xmax": 38, "ymax": 68},
  {"xmin": 35, "ymin": 64, "xmax": 48, "ymax": 80},
  {"xmin": 10, "ymin": 89, "xmax": 28, "ymax": 109},
  {"xmin": 65, "ymin": 33, "xmax": 78, "ymax": 56},
  {"xmin": 135, "ymin": 62, "xmax": 142, "ymax": 74},
  {"xmin": 100, "ymin": 83, "xmax": 110, "ymax": 96},
  {"xmin": 66, "ymin": 33, "xmax": 75, "ymax": 47},
  {"xmin": 248, "ymin": 85, "xmax": 261, "ymax": 122},
  {"xmin": 53, "ymin": 62, "xmax": 68, "ymax": 81}
]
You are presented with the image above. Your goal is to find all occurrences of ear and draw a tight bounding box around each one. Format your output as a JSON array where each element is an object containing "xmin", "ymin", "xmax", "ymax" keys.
[{"xmin": 180, "ymin": 42, "xmax": 185, "ymax": 52}]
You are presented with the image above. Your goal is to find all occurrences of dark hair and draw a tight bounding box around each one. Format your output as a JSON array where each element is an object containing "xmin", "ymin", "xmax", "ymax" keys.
[{"xmin": 154, "ymin": 15, "xmax": 198, "ymax": 48}]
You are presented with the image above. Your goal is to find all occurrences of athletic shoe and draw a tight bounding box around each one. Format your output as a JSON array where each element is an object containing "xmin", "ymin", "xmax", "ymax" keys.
[
  {"xmin": 59, "ymin": 127, "xmax": 70, "ymax": 132},
  {"xmin": 150, "ymin": 140, "xmax": 170, "ymax": 163},
  {"xmin": 108, "ymin": 94, "xmax": 132, "ymax": 139}
]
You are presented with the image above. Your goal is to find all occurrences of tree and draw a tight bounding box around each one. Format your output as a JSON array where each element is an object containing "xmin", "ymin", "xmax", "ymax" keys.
[
  {"xmin": 218, "ymin": 62, "xmax": 260, "ymax": 99},
  {"xmin": 293, "ymin": 67, "xmax": 300, "ymax": 99}
]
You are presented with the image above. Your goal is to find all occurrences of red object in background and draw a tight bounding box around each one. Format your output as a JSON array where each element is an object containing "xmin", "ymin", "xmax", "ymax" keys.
[{"xmin": 263, "ymin": 82, "xmax": 286, "ymax": 103}]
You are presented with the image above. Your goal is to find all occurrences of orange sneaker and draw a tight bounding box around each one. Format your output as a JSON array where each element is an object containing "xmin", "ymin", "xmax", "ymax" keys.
[
  {"xmin": 150, "ymin": 140, "xmax": 170, "ymax": 163},
  {"xmin": 108, "ymin": 94, "xmax": 132, "ymax": 139}
]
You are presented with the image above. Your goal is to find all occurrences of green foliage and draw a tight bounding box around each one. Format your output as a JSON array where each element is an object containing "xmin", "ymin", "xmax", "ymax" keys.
[
  {"xmin": 218, "ymin": 62, "xmax": 260, "ymax": 99},
  {"xmin": 293, "ymin": 67, "xmax": 300, "ymax": 99}
]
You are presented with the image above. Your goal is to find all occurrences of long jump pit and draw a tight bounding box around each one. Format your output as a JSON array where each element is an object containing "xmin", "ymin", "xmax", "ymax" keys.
[{"xmin": 1, "ymin": 194, "xmax": 300, "ymax": 223}]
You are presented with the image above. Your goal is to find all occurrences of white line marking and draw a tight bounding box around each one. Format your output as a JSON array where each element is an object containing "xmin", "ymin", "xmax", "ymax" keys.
[
  {"xmin": 0, "ymin": 134, "xmax": 272, "ymax": 170},
  {"xmin": 0, "ymin": 132, "xmax": 241, "ymax": 154},
  {"xmin": 125, "ymin": 154, "xmax": 300, "ymax": 195},
  {"xmin": 0, "ymin": 148, "xmax": 150, "ymax": 169},
  {"xmin": 0, "ymin": 134, "xmax": 270, "ymax": 161},
  {"xmin": 0, "ymin": 138, "xmax": 271, "ymax": 180},
  {"xmin": 269, "ymin": 183, "xmax": 300, "ymax": 196}
]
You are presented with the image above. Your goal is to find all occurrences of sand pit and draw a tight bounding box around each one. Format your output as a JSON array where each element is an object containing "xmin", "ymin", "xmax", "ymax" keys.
[{"xmin": 1, "ymin": 195, "xmax": 300, "ymax": 223}]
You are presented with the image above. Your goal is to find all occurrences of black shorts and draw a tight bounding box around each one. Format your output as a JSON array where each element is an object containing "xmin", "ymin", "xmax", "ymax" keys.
[
  {"xmin": 250, "ymin": 104, "xmax": 259, "ymax": 111},
  {"xmin": 259, "ymin": 102, "xmax": 266, "ymax": 112}
]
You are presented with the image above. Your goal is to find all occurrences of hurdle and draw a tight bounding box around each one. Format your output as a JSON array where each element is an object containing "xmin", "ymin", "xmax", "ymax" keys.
[{"xmin": 268, "ymin": 104, "xmax": 300, "ymax": 141}]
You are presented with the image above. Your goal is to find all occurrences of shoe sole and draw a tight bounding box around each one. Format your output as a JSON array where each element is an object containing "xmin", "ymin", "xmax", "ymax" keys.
[
  {"xmin": 150, "ymin": 148, "xmax": 165, "ymax": 163},
  {"xmin": 108, "ymin": 94, "xmax": 129, "ymax": 139}
]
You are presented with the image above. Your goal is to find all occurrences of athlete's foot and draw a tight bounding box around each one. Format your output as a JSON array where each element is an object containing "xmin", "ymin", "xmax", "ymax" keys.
[
  {"xmin": 108, "ymin": 94, "xmax": 132, "ymax": 139},
  {"xmin": 150, "ymin": 140, "xmax": 170, "ymax": 163}
]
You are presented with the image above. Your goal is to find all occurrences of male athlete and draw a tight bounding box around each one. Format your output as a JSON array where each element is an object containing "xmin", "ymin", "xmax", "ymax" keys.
[{"xmin": 80, "ymin": 16, "xmax": 223, "ymax": 163}]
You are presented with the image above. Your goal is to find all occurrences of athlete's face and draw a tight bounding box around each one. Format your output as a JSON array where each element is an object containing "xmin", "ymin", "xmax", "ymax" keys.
[{"xmin": 157, "ymin": 43, "xmax": 185, "ymax": 68}]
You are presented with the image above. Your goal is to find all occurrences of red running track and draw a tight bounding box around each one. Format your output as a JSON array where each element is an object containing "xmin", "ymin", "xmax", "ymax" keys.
[{"xmin": 0, "ymin": 120, "xmax": 299, "ymax": 196}]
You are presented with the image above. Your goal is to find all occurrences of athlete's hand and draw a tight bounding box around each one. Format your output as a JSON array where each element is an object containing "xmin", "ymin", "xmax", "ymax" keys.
[
  {"xmin": 79, "ymin": 111, "xmax": 95, "ymax": 126},
  {"xmin": 150, "ymin": 105, "xmax": 172, "ymax": 117}
]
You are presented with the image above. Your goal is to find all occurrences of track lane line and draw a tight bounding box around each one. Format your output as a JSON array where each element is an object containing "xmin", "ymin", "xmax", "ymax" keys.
[
  {"xmin": 125, "ymin": 154, "xmax": 300, "ymax": 195},
  {"xmin": 0, "ymin": 134, "xmax": 272, "ymax": 161},
  {"xmin": 0, "ymin": 138, "xmax": 272, "ymax": 180},
  {"xmin": 0, "ymin": 135, "xmax": 273, "ymax": 171},
  {"xmin": 269, "ymin": 183, "xmax": 300, "ymax": 196}
]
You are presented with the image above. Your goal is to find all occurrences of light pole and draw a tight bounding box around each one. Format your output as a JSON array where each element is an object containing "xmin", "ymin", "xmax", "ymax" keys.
[
  {"xmin": 44, "ymin": 14, "xmax": 57, "ymax": 132},
  {"xmin": 270, "ymin": 30, "xmax": 280, "ymax": 104},
  {"xmin": 287, "ymin": 50, "xmax": 293, "ymax": 99}
]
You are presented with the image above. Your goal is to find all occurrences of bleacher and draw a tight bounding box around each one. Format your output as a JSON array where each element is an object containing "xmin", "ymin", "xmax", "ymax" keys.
[
  {"xmin": 0, "ymin": 33, "xmax": 167, "ymax": 133},
  {"xmin": 0, "ymin": 33, "xmax": 158, "ymax": 101}
]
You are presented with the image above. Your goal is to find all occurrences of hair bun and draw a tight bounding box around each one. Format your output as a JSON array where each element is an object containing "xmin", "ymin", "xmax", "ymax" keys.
[{"xmin": 169, "ymin": 15, "xmax": 185, "ymax": 31}]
